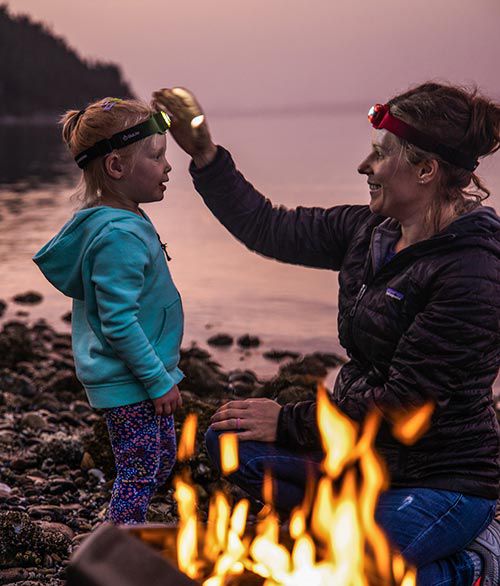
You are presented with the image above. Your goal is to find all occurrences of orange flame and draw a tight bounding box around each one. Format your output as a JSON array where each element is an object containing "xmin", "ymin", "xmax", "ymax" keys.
[
  {"xmin": 393, "ymin": 403, "xmax": 434, "ymax": 445},
  {"xmin": 219, "ymin": 433, "xmax": 239, "ymax": 475},
  {"xmin": 172, "ymin": 384, "xmax": 423, "ymax": 585},
  {"xmin": 178, "ymin": 413, "xmax": 197, "ymax": 461},
  {"xmin": 317, "ymin": 383, "xmax": 358, "ymax": 478}
]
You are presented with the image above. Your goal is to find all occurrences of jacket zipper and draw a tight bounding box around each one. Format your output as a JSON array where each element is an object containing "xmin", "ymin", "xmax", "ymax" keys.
[{"xmin": 349, "ymin": 283, "xmax": 367, "ymax": 317}]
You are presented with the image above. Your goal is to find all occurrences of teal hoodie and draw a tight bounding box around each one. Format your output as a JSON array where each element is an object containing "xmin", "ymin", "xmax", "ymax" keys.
[{"xmin": 33, "ymin": 206, "xmax": 184, "ymax": 408}]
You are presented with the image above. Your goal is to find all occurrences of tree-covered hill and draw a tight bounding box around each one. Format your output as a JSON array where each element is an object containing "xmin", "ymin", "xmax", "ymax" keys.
[{"xmin": 0, "ymin": 4, "xmax": 134, "ymax": 117}]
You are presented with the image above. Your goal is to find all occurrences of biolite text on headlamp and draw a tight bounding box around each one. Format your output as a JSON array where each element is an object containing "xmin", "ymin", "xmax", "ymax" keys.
[
  {"xmin": 368, "ymin": 103, "xmax": 478, "ymax": 172},
  {"xmin": 75, "ymin": 111, "xmax": 171, "ymax": 169}
]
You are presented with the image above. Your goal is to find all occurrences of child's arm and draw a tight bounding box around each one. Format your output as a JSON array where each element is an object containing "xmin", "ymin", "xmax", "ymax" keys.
[{"xmin": 90, "ymin": 228, "xmax": 180, "ymax": 408}]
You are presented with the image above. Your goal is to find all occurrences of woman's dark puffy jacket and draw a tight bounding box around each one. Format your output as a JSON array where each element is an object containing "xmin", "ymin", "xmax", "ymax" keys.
[{"xmin": 191, "ymin": 147, "xmax": 500, "ymax": 500}]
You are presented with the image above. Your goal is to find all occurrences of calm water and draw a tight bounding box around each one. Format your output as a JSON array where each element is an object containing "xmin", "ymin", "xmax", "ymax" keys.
[{"xmin": 1, "ymin": 111, "xmax": 499, "ymax": 391}]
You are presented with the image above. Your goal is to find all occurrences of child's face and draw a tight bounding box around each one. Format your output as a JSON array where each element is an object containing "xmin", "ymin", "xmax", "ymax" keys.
[{"xmin": 120, "ymin": 134, "xmax": 171, "ymax": 204}]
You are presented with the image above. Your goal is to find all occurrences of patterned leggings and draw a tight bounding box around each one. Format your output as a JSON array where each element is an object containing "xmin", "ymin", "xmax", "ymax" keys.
[{"xmin": 103, "ymin": 399, "xmax": 177, "ymax": 524}]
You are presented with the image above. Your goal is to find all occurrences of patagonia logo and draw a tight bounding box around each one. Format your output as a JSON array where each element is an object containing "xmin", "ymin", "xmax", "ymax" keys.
[{"xmin": 386, "ymin": 287, "xmax": 404, "ymax": 301}]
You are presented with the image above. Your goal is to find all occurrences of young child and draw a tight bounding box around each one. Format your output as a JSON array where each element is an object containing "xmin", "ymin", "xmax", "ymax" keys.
[{"xmin": 33, "ymin": 97, "xmax": 183, "ymax": 524}]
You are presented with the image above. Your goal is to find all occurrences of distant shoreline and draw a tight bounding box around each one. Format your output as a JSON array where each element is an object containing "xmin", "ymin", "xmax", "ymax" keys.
[{"xmin": 0, "ymin": 114, "xmax": 59, "ymax": 125}]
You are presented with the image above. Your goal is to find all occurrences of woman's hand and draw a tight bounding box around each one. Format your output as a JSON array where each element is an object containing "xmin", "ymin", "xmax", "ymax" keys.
[
  {"xmin": 210, "ymin": 398, "xmax": 282, "ymax": 442},
  {"xmin": 152, "ymin": 87, "xmax": 217, "ymax": 168},
  {"xmin": 153, "ymin": 384, "xmax": 183, "ymax": 416}
]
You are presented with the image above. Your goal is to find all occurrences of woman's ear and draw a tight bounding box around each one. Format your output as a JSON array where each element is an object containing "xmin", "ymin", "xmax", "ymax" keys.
[
  {"xmin": 417, "ymin": 158, "xmax": 439, "ymax": 185},
  {"xmin": 103, "ymin": 153, "xmax": 124, "ymax": 179}
]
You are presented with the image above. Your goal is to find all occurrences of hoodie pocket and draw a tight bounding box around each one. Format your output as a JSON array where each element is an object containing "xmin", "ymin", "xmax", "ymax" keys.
[{"xmin": 153, "ymin": 297, "xmax": 184, "ymax": 368}]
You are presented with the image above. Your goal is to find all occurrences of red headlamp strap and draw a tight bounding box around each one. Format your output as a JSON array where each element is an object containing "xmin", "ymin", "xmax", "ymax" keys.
[{"xmin": 368, "ymin": 103, "xmax": 478, "ymax": 172}]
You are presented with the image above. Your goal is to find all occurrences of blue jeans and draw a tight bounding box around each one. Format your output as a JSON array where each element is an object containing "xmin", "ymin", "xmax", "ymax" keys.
[{"xmin": 205, "ymin": 429, "xmax": 496, "ymax": 585}]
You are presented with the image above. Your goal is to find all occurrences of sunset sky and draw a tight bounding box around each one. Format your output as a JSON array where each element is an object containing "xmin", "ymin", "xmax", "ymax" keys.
[{"xmin": 6, "ymin": 0, "xmax": 500, "ymax": 112}]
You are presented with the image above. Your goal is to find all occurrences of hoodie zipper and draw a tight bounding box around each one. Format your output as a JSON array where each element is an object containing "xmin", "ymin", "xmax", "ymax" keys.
[{"xmin": 157, "ymin": 233, "xmax": 172, "ymax": 261}]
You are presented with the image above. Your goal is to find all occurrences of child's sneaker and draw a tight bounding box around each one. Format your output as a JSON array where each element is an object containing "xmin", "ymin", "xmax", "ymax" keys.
[{"xmin": 467, "ymin": 519, "xmax": 500, "ymax": 586}]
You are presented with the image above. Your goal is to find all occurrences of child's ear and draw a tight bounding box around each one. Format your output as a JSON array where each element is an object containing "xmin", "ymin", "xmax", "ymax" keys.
[{"xmin": 103, "ymin": 153, "xmax": 124, "ymax": 179}]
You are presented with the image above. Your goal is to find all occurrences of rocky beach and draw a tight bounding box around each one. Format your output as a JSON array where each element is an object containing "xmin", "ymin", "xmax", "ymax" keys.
[{"xmin": 0, "ymin": 293, "xmax": 346, "ymax": 585}]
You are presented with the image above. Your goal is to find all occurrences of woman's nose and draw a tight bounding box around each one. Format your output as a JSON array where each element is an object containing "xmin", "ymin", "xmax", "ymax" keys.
[
  {"xmin": 357, "ymin": 156, "xmax": 371, "ymax": 175},
  {"xmin": 165, "ymin": 159, "xmax": 172, "ymax": 174}
]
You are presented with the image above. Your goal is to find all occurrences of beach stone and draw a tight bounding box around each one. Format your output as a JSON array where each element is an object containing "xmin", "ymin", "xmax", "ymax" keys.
[
  {"xmin": 0, "ymin": 430, "xmax": 18, "ymax": 446},
  {"xmin": 0, "ymin": 567, "xmax": 30, "ymax": 583},
  {"xmin": 12, "ymin": 291, "xmax": 43, "ymax": 305},
  {"xmin": 0, "ymin": 370, "xmax": 36, "ymax": 397},
  {"xmin": 237, "ymin": 334, "xmax": 261, "ymax": 348},
  {"xmin": 47, "ymin": 478, "xmax": 77, "ymax": 495},
  {"xmin": 0, "ymin": 511, "xmax": 70, "ymax": 567},
  {"xmin": 178, "ymin": 352, "xmax": 227, "ymax": 395},
  {"xmin": 41, "ymin": 369, "xmax": 83, "ymax": 397},
  {"xmin": 310, "ymin": 351, "xmax": 345, "ymax": 368},
  {"xmin": 279, "ymin": 355, "xmax": 328, "ymax": 379},
  {"xmin": 0, "ymin": 323, "xmax": 34, "ymax": 368},
  {"xmin": 80, "ymin": 452, "xmax": 95, "ymax": 471},
  {"xmin": 61, "ymin": 311, "xmax": 72, "ymax": 323},
  {"xmin": 181, "ymin": 344, "xmax": 211, "ymax": 360},
  {"xmin": 81, "ymin": 418, "xmax": 115, "ymax": 478},
  {"xmin": 87, "ymin": 468, "xmax": 105, "ymax": 483},
  {"xmin": 207, "ymin": 333, "xmax": 234, "ymax": 347},
  {"xmin": 262, "ymin": 349, "xmax": 301, "ymax": 362},
  {"xmin": 37, "ymin": 437, "xmax": 84, "ymax": 468},
  {"xmin": 21, "ymin": 412, "xmax": 47, "ymax": 431},
  {"xmin": 11, "ymin": 457, "xmax": 38, "ymax": 472},
  {"xmin": 70, "ymin": 400, "xmax": 91, "ymax": 415}
]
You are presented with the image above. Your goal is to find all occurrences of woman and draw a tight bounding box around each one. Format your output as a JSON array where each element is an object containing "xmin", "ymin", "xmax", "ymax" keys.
[{"xmin": 153, "ymin": 83, "xmax": 500, "ymax": 585}]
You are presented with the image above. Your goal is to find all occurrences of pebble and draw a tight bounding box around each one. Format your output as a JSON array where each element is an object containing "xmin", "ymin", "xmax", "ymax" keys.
[
  {"xmin": 87, "ymin": 468, "xmax": 105, "ymax": 483},
  {"xmin": 12, "ymin": 291, "xmax": 43, "ymax": 305},
  {"xmin": 21, "ymin": 413, "xmax": 47, "ymax": 431},
  {"xmin": 237, "ymin": 334, "xmax": 261, "ymax": 348},
  {"xmin": 207, "ymin": 333, "xmax": 234, "ymax": 347}
]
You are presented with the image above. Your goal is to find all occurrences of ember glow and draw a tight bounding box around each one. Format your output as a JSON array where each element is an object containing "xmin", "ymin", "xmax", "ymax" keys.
[{"xmin": 172, "ymin": 389, "xmax": 434, "ymax": 584}]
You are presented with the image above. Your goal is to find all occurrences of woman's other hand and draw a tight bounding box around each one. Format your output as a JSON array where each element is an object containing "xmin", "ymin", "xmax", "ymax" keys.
[
  {"xmin": 210, "ymin": 398, "xmax": 282, "ymax": 442},
  {"xmin": 153, "ymin": 384, "xmax": 183, "ymax": 416},
  {"xmin": 152, "ymin": 87, "xmax": 217, "ymax": 168}
]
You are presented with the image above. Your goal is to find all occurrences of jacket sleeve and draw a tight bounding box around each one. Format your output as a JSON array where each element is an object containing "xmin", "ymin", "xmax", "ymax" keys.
[
  {"xmin": 276, "ymin": 400, "xmax": 321, "ymax": 449},
  {"xmin": 90, "ymin": 228, "xmax": 178, "ymax": 399},
  {"xmin": 190, "ymin": 146, "xmax": 371, "ymax": 271},
  {"xmin": 340, "ymin": 255, "xmax": 500, "ymax": 422}
]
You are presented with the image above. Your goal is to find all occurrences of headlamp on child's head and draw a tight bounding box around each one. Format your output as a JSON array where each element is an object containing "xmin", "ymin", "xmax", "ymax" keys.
[
  {"xmin": 367, "ymin": 102, "xmax": 478, "ymax": 172},
  {"xmin": 75, "ymin": 111, "xmax": 171, "ymax": 169}
]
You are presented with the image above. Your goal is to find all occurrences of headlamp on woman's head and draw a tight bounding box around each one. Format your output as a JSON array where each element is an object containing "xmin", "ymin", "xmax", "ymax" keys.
[
  {"xmin": 367, "ymin": 102, "xmax": 478, "ymax": 172},
  {"xmin": 74, "ymin": 111, "xmax": 171, "ymax": 169}
]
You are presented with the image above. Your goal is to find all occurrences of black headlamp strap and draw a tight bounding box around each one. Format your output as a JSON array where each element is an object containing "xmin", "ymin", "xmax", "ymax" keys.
[{"xmin": 75, "ymin": 112, "xmax": 171, "ymax": 169}]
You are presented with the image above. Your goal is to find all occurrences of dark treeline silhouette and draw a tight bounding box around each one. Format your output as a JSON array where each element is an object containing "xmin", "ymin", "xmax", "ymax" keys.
[{"xmin": 0, "ymin": 4, "xmax": 134, "ymax": 117}]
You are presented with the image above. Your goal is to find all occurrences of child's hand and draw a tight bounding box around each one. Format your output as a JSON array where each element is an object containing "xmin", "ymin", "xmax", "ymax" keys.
[
  {"xmin": 152, "ymin": 87, "xmax": 217, "ymax": 168},
  {"xmin": 153, "ymin": 384, "xmax": 183, "ymax": 416}
]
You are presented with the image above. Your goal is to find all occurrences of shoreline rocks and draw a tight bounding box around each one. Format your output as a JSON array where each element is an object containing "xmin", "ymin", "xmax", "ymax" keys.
[{"xmin": 0, "ymin": 317, "xmax": 346, "ymax": 584}]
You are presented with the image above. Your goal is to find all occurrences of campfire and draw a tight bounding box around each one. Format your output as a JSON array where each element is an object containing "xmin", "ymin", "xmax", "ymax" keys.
[{"xmin": 168, "ymin": 385, "xmax": 433, "ymax": 585}]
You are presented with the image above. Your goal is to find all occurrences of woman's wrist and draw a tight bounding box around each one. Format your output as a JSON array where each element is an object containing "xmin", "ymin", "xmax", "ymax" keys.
[{"xmin": 192, "ymin": 143, "xmax": 218, "ymax": 169}]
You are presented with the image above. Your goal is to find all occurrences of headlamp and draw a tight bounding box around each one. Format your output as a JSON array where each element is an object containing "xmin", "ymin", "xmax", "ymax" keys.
[
  {"xmin": 367, "ymin": 103, "xmax": 478, "ymax": 172},
  {"xmin": 75, "ymin": 111, "xmax": 171, "ymax": 169}
]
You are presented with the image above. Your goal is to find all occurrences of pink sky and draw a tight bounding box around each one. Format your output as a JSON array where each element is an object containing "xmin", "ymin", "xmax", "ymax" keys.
[{"xmin": 6, "ymin": 0, "xmax": 500, "ymax": 111}]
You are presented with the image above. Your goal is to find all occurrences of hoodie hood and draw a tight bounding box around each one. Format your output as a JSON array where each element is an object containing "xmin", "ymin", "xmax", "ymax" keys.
[{"xmin": 33, "ymin": 207, "xmax": 147, "ymax": 299}]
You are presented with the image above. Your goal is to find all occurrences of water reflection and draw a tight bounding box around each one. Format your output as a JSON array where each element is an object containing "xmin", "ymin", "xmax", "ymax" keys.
[{"xmin": 0, "ymin": 123, "xmax": 74, "ymax": 196}]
